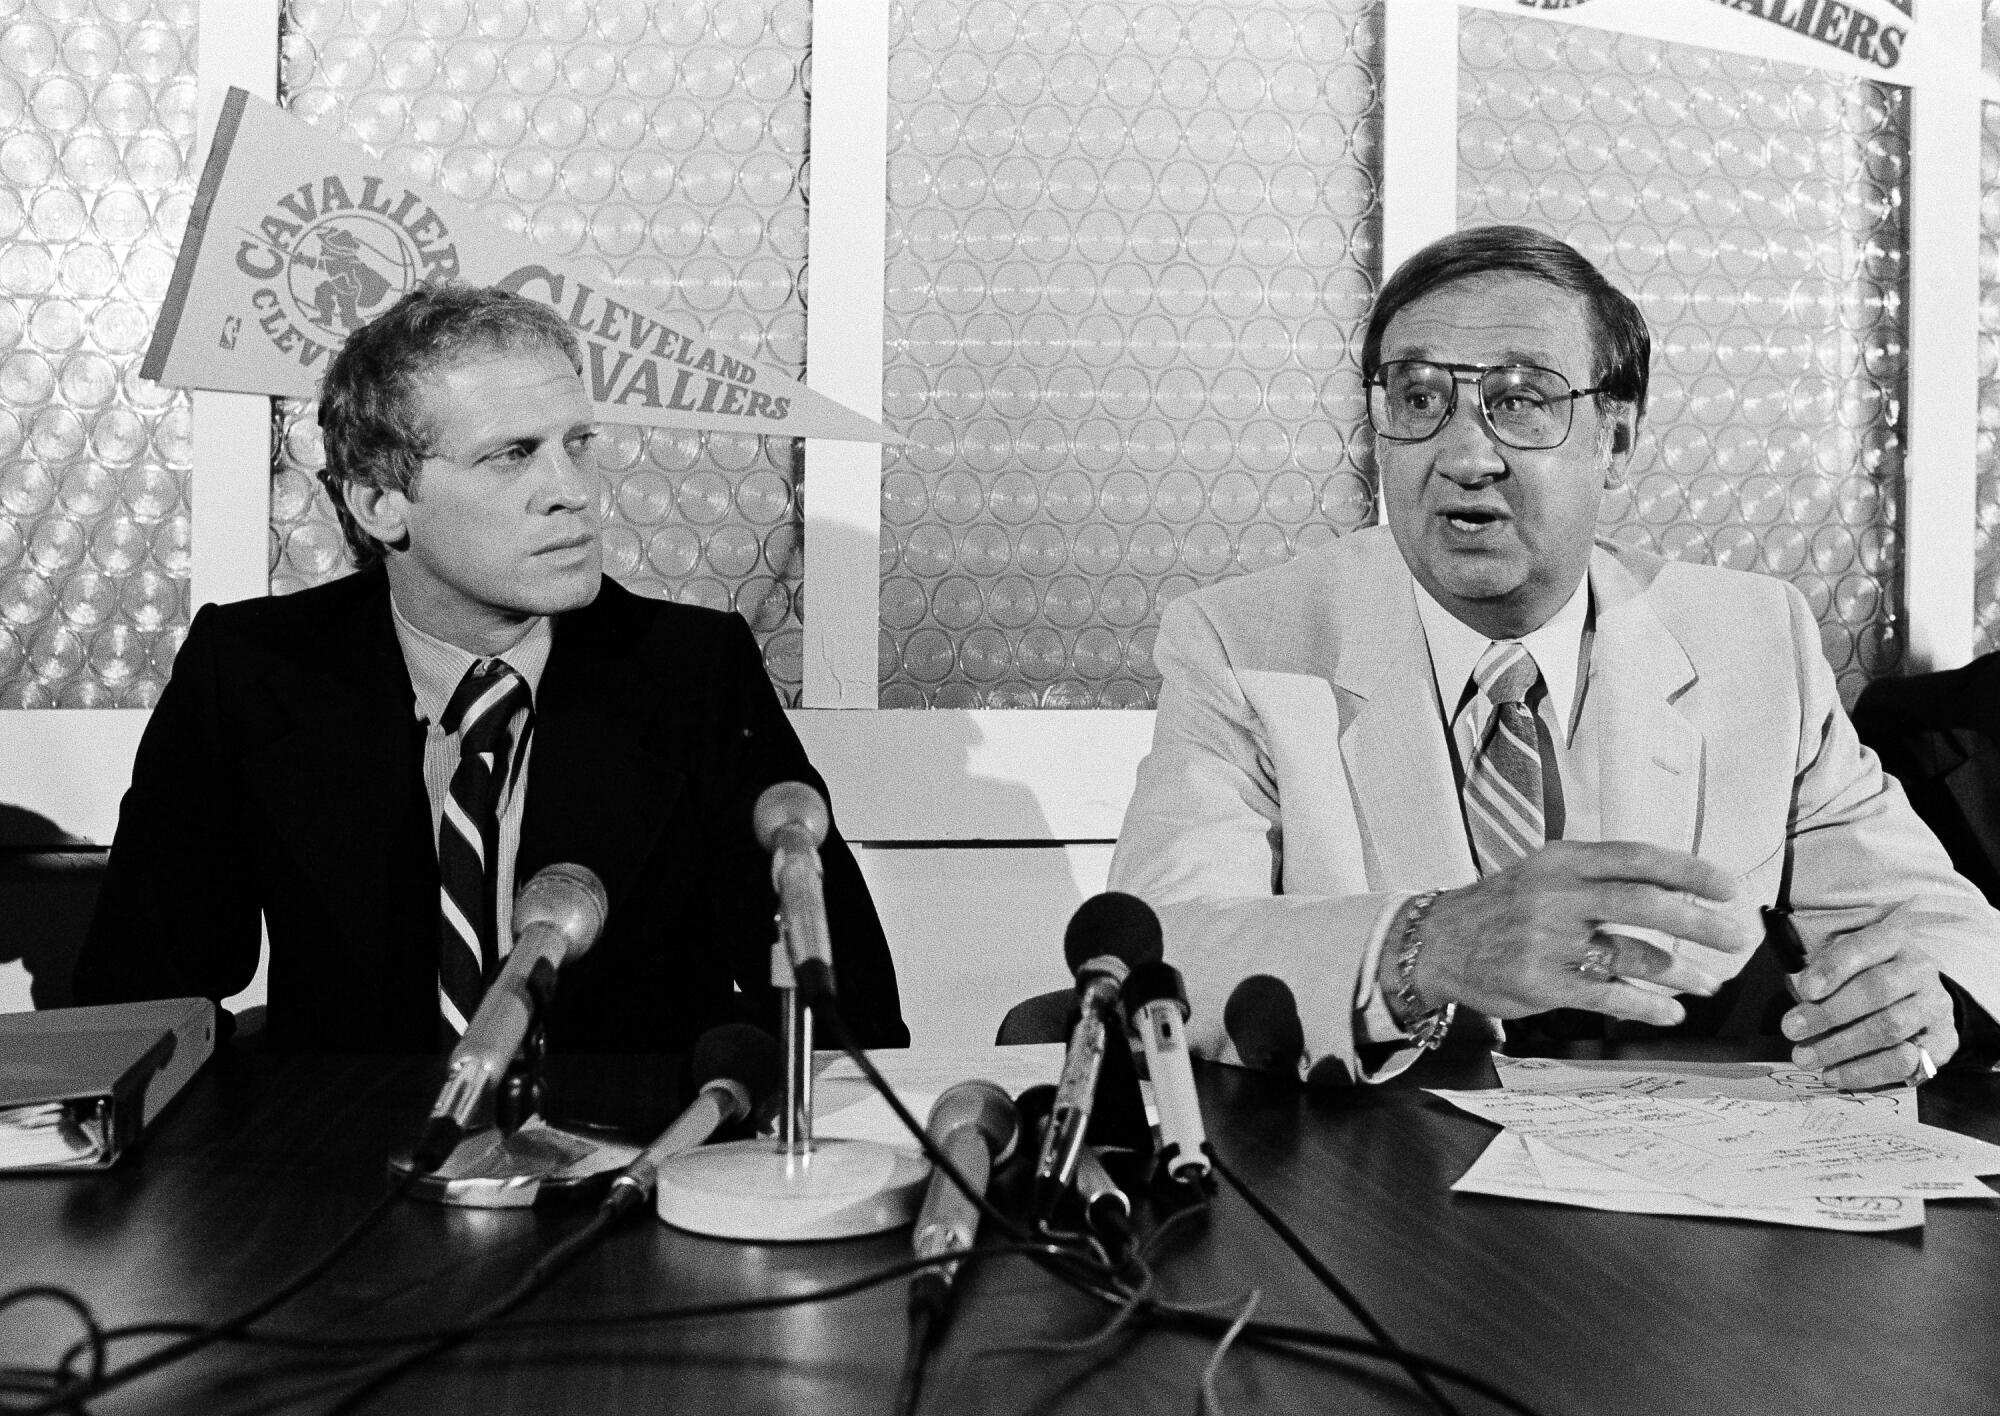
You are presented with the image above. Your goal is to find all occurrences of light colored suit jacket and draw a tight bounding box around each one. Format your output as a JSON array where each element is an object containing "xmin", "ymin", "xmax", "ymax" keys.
[{"xmin": 1110, "ymin": 526, "xmax": 2000, "ymax": 1078}]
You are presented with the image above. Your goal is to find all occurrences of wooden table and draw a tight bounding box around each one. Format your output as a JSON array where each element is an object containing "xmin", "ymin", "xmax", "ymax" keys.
[{"xmin": 6, "ymin": 1043, "xmax": 1999, "ymax": 1415}]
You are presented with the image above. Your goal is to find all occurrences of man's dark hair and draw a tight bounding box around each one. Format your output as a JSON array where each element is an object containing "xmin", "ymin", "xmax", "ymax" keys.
[
  {"xmin": 1361, "ymin": 224, "xmax": 1651, "ymax": 418},
  {"xmin": 316, "ymin": 283, "xmax": 583, "ymax": 566}
]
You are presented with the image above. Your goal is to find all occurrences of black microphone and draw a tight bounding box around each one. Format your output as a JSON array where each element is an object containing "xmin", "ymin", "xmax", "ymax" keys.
[
  {"xmin": 414, "ymin": 863, "xmax": 608, "ymax": 1171},
  {"xmin": 1034, "ymin": 892, "xmax": 1163, "ymax": 1222},
  {"xmin": 752, "ymin": 782, "xmax": 835, "ymax": 1001},
  {"xmin": 603, "ymin": 1024, "xmax": 784, "ymax": 1216},
  {"xmin": 1223, "ymin": 974, "xmax": 1307, "ymax": 1077},
  {"xmin": 911, "ymin": 1081, "xmax": 1019, "ymax": 1287},
  {"xmin": 1123, "ymin": 959, "xmax": 1212, "ymax": 1188}
]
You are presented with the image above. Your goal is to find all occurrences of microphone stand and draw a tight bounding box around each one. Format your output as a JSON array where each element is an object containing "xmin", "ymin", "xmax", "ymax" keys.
[{"xmin": 652, "ymin": 909, "xmax": 929, "ymax": 1240}]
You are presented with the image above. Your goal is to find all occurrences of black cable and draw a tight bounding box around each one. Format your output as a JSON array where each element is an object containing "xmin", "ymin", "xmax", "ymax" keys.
[
  {"xmin": 1211, "ymin": 1149, "xmax": 1461, "ymax": 1416},
  {"xmin": 892, "ymin": 1271, "xmax": 946, "ymax": 1416},
  {"xmin": 321, "ymin": 1204, "xmax": 620, "ymax": 1415},
  {"xmin": 6, "ymin": 1172, "xmax": 412, "ymax": 1416},
  {"xmin": 1147, "ymin": 1304, "xmax": 1553, "ymax": 1416},
  {"xmin": 0, "ymin": 1287, "xmax": 108, "ymax": 1410},
  {"xmin": 47, "ymin": 1241, "xmax": 1550, "ymax": 1416}
]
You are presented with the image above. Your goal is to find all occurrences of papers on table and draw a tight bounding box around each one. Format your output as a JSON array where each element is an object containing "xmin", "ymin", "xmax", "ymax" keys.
[
  {"xmin": 1433, "ymin": 1055, "xmax": 2000, "ymax": 1231},
  {"xmin": 0, "ymin": 1101, "xmax": 108, "ymax": 1169},
  {"xmin": 813, "ymin": 1044, "xmax": 1067, "ymax": 1153}
]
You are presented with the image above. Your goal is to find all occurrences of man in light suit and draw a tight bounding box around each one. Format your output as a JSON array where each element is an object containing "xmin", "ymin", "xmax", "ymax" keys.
[
  {"xmin": 75, "ymin": 285, "xmax": 907, "ymax": 1064},
  {"xmin": 1111, "ymin": 226, "xmax": 1999, "ymax": 1089}
]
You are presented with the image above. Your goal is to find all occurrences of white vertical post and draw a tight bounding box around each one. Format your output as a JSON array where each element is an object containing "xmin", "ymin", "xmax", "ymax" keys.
[
  {"xmin": 1380, "ymin": 0, "xmax": 1461, "ymax": 279},
  {"xmin": 1905, "ymin": 9, "xmax": 1981, "ymax": 673},
  {"xmin": 801, "ymin": 0, "xmax": 890, "ymax": 707},
  {"xmin": 190, "ymin": 0, "xmax": 280, "ymax": 614}
]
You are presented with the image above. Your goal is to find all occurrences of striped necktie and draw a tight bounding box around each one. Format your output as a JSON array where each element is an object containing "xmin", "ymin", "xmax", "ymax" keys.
[
  {"xmin": 436, "ymin": 660, "xmax": 532, "ymax": 1038},
  {"xmin": 1464, "ymin": 641, "xmax": 1547, "ymax": 875}
]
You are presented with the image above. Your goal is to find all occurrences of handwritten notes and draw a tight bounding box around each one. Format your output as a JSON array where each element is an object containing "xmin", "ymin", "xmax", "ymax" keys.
[{"xmin": 1433, "ymin": 1055, "xmax": 2000, "ymax": 1231}]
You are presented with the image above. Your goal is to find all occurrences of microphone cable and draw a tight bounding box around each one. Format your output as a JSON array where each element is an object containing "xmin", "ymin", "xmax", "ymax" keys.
[
  {"xmin": 0, "ymin": 1171, "xmax": 413, "ymax": 1416},
  {"xmin": 1210, "ymin": 1148, "xmax": 1461, "ymax": 1416},
  {"xmin": 61, "ymin": 1239, "xmax": 1551, "ymax": 1416},
  {"xmin": 321, "ymin": 1203, "xmax": 622, "ymax": 1415}
]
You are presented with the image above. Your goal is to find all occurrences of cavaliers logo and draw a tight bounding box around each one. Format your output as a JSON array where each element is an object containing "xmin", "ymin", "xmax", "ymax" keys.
[{"xmin": 232, "ymin": 174, "xmax": 461, "ymax": 368}]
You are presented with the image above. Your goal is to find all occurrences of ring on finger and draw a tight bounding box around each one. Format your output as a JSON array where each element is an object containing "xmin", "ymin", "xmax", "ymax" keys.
[
  {"xmin": 1575, "ymin": 940, "xmax": 1617, "ymax": 982},
  {"xmin": 1908, "ymin": 1040, "xmax": 1938, "ymax": 1085}
]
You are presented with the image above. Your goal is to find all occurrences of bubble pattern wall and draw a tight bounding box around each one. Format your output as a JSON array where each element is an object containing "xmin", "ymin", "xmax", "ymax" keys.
[
  {"xmin": 1459, "ymin": 12, "xmax": 1909, "ymax": 707},
  {"xmin": 878, "ymin": 0, "xmax": 1384, "ymax": 709},
  {"xmin": 273, "ymin": 0, "xmax": 812, "ymax": 702},
  {"xmin": 1982, "ymin": 100, "xmax": 2000, "ymax": 659},
  {"xmin": 0, "ymin": 0, "xmax": 195, "ymax": 708}
]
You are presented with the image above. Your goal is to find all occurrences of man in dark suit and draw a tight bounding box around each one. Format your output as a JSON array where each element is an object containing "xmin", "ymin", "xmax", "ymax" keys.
[
  {"xmin": 1854, "ymin": 654, "xmax": 2000, "ymax": 909},
  {"xmin": 74, "ymin": 285, "xmax": 907, "ymax": 1061},
  {"xmin": 1854, "ymin": 654, "xmax": 2000, "ymax": 1068}
]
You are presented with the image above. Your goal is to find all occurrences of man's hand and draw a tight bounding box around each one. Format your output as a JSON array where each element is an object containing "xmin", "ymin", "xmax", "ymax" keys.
[
  {"xmin": 1387, "ymin": 841, "xmax": 1760, "ymax": 1026},
  {"xmin": 1782, "ymin": 936, "xmax": 1957, "ymax": 1090}
]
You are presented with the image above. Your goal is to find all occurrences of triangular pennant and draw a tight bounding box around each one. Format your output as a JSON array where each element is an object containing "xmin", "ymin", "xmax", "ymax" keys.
[{"xmin": 144, "ymin": 89, "xmax": 894, "ymax": 444}]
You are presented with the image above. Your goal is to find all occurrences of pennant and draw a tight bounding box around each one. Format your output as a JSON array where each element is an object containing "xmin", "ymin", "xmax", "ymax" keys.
[{"xmin": 144, "ymin": 89, "xmax": 894, "ymax": 443}]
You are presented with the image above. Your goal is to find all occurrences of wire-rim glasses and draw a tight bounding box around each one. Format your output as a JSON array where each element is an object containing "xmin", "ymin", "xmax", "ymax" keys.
[{"xmin": 1366, "ymin": 360, "xmax": 1608, "ymax": 451}]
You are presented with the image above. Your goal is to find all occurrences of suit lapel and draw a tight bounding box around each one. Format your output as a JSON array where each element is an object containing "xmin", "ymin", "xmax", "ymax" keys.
[
  {"xmin": 1334, "ymin": 548, "xmax": 1477, "ymax": 892},
  {"xmin": 1590, "ymin": 549, "xmax": 1703, "ymax": 851},
  {"xmin": 519, "ymin": 588, "xmax": 684, "ymax": 908},
  {"xmin": 242, "ymin": 574, "xmax": 430, "ymax": 1007}
]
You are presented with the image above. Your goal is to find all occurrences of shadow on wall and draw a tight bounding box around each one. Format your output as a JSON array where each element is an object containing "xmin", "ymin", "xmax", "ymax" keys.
[
  {"xmin": 839, "ymin": 709, "xmax": 1100, "ymax": 1049},
  {"xmin": 0, "ymin": 803, "xmax": 105, "ymax": 1011}
]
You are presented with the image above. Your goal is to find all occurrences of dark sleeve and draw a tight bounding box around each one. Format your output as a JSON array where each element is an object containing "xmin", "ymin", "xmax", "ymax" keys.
[
  {"xmin": 1849, "ymin": 681, "xmax": 1927, "ymax": 791},
  {"xmin": 715, "ymin": 616, "xmax": 909, "ymax": 1049},
  {"xmin": 71, "ymin": 605, "xmax": 264, "ymax": 1021}
]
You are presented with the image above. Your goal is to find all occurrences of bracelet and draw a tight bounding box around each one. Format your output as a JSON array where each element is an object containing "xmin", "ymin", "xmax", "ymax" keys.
[{"xmin": 1391, "ymin": 890, "xmax": 1456, "ymax": 1050}]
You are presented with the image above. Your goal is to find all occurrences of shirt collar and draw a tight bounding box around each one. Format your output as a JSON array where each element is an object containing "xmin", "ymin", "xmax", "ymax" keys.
[
  {"xmin": 390, "ymin": 598, "xmax": 554, "ymax": 728},
  {"xmin": 1412, "ymin": 572, "xmax": 1590, "ymax": 742}
]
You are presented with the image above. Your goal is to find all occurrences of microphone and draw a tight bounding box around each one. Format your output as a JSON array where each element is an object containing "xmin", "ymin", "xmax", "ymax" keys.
[
  {"xmin": 413, "ymin": 863, "xmax": 608, "ymax": 1171},
  {"xmin": 1223, "ymin": 974, "xmax": 1307, "ymax": 1077},
  {"xmin": 753, "ymin": 782, "xmax": 835, "ymax": 1001},
  {"xmin": 605, "ymin": 1024, "xmax": 782, "ymax": 1216},
  {"xmin": 1123, "ymin": 960, "xmax": 1212, "ymax": 1188},
  {"xmin": 1034, "ymin": 892, "xmax": 1163, "ymax": 1222},
  {"xmin": 911, "ymin": 1081, "xmax": 1019, "ymax": 1286}
]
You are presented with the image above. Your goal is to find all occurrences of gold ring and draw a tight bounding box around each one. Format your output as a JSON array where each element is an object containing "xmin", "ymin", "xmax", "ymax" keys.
[{"xmin": 1910, "ymin": 1042, "xmax": 1938, "ymax": 1085}]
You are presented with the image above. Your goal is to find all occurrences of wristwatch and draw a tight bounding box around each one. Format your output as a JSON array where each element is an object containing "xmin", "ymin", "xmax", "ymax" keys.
[{"xmin": 1390, "ymin": 890, "xmax": 1456, "ymax": 1050}]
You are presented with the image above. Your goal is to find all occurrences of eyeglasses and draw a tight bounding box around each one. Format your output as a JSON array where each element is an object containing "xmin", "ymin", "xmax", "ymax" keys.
[{"xmin": 1366, "ymin": 360, "xmax": 1608, "ymax": 451}]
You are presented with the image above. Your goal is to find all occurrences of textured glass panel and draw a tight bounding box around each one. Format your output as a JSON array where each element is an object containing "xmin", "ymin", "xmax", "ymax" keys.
[
  {"xmin": 1460, "ymin": 12, "xmax": 1908, "ymax": 707},
  {"xmin": 1987, "ymin": 0, "xmax": 2000, "ymax": 93},
  {"xmin": 1980, "ymin": 101, "xmax": 2000, "ymax": 658},
  {"xmin": 0, "ymin": 0, "xmax": 197, "ymax": 708},
  {"xmin": 879, "ymin": 0, "xmax": 1383, "ymax": 709},
  {"xmin": 273, "ymin": 0, "xmax": 811, "ymax": 703}
]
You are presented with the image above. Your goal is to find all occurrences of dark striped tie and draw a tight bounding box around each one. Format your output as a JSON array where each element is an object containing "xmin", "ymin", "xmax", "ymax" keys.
[
  {"xmin": 1465, "ymin": 642, "xmax": 1546, "ymax": 875},
  {"xmin": 436, "ymin": 660, "xmax": 532, "ymax": 1038}
]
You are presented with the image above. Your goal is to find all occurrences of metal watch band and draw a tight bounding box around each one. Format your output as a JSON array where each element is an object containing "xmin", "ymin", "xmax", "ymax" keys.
[{"xmin": 1391, "ymin": 889, "xmax": 1456, "ymax": 1050}]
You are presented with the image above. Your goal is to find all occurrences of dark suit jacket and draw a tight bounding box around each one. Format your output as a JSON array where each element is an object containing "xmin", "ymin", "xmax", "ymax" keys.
[
  {"xmin": 1854, "ymin": 655, "xmax": 2000, "ymax": 911},
  {"xmin": 1853, "ymin": 655, "xmax": 2000, "ymax": 1066},
  {"xmin": 73, "ymin": 568, "xmax": 908, "ymax": 1057}
]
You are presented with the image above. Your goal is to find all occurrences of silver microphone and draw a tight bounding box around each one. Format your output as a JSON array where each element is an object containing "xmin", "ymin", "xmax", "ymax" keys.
[
  {"xmin": 912, "ymin": 1081, "xmax": 1019, "ymax": 1283},
  {"xmin": 414, "ymin": 863, "xmax": 608, "ymax": 1171},
  {"xmin": 753, "ymin": 781, "xmax": 835, "ymax": 999}
]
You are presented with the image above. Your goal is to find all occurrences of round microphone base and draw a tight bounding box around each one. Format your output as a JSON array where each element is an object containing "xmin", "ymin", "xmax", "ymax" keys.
[{"xmin": 654, "ymin": 1137, "xmax": 928, "ymax": 1241}]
